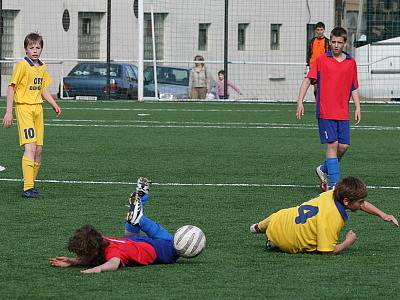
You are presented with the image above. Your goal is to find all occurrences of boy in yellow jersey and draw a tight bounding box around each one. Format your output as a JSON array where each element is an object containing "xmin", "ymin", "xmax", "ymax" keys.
[
  {"xmin": 250, "ymin": 177, "xmax": 398, "ymax": 254},
  {"xmin": 2, "ymin": 33, "xmax": 62, "ymax": 198}
]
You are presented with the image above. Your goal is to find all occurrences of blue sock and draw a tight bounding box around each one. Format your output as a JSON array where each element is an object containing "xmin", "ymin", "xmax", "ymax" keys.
[
  {"xmin": 326, "ymin": 157, "xmax": 340, "ymax": 187},
  {"xmin": 140, "ymin": 193, "xmax": 150, "ymax": 205},
  {"xmin": 139, "ymin": 216, "xmax": 173, "ymax": 241},
  {"xmin": 321, "ymin": 160, "xmax": 328, "ymax": 173},
  {"xmin": 322, "ymin": 156, "xmax": 342, "ymax": 174},
  {"xmin": 124, "ymin": 194, "xmax": 150, "ymax": 234},
  {"xmin": 125, "ymin": 222, "xmax": 140, "ymax": 233}
]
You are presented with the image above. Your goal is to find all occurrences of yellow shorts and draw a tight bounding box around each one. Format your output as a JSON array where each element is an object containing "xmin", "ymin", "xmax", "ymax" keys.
[{"xmin": 15, "ymin": 104, "xmax": 44, "ymax": 146}]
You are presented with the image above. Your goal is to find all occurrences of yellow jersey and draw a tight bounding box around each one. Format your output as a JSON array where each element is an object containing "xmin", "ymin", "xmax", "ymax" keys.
[
  {"xmin": 9, "ymin": 57, "xmax": 52, "ymax": 104},
  {"xmin": 266, "ymin": 190, "xmax": 348, "ymax": 253}
]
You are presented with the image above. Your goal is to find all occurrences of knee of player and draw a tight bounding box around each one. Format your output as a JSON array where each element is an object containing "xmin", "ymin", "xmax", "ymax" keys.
[{"xmin": 338, "ymin": 144, "xmax": 350, "ymax": 153}]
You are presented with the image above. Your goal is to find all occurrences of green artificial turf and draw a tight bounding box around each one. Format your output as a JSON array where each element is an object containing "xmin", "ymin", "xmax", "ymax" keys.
[{"xmin": 0, "ymin": 100, "xmax": 399, "ymax": 299}]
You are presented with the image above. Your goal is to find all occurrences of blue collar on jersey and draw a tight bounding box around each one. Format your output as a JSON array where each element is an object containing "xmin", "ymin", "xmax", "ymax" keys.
[
  {"xmin": 24, "ymin": 56, "xmax": 44, "ymax": 66},
  {"xmin": 334, "ymin": 200, "xmax": 349, "ymax": 221},
  {"xmin": 325, "ymin": 50, "xmax": 352, "ymax": 59}
]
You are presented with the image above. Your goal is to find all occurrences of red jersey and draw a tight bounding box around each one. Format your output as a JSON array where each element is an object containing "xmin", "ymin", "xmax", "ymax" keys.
[
  {"xmin": 307, "ymin": 51, "xmax": 358, "ymax": 120},
  {"xmin": 104, "ymin": 237, "xmax": 157, "ymax": 267}
]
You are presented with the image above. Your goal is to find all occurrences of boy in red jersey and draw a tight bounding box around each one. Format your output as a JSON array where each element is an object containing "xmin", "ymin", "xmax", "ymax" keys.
[
  {"xmin": 50, "ymin": 178, "xmax": 185, "ymax": 273},
  {"xmin": 2, "ymin": 33, "xmax": 62, "ymax": 198},
  {"xmin": 296, "ymin": 27, "xmax": 361, "ymax": 191}
]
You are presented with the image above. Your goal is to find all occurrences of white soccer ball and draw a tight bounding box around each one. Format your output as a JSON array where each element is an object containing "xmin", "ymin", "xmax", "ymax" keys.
[{"xmin": 173, "ymin": 225, "xmax": 206, "ymax": 258}]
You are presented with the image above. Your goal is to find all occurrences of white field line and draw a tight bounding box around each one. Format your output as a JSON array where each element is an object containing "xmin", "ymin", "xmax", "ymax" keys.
[
  {"xmin": 0, "ymin": 178, "xmax": 399, "ymax": 190},
  {"xmin": 43, "ymin": 119, "xmax": 400, "ymax": 131},
  {"xmin": 2, "ymin": 105, "xmax": 400, "ymax": 114},
  {"xmin": 13, "ymin": 105, "xmax": 400, "ymax": 114}
]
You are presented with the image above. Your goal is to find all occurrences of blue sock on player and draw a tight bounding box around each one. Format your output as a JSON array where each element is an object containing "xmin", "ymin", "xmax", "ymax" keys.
[
  {"xmin": 321, "ymin": 160, "xmax": 328, "ymax": 173},
  {"xmin": 321, "ymin": 156, "xmax": 342, "ymax": 174},
  {"xmin": 326, "ymin": 157, "xmax": 340, "ymax": 188}
]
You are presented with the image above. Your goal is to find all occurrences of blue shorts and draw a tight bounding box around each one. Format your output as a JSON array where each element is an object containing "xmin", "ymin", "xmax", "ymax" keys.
[
  {"xmin": 125, "ymin": 234, "xmax": 179, "ymax": 264},
  {"xmin": 317, "ymin": 119, "xmax": 350, "ymax": 145}
]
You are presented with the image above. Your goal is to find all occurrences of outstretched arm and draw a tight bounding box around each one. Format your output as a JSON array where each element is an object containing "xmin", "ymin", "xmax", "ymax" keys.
[
  {"xmin": 49, "ymin": 256, "xmax": 82, "ymax": 267},
  {"xmin": 80, "ymin": 257, "xmax": 121, "ymax": 274},
  {"xmin": 361, "ymin": 201, "xmax": 399, "ymax": 227},
  {"xmin": 296, "ymin": 78, "xmax": 311, "ymax": 119},
  {"xmin": 228, "ymin": 80, "xmax": 242, "ymax": 94}
]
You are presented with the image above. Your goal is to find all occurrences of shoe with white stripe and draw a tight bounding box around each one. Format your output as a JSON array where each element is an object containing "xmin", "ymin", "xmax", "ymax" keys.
[
  {"xmin": 126, "ymin": 192, "xmax": 143, "ymax": 225},
  {"xmin": 136, "ymin": 177, "xmax": 151, "ymax": 197},
  {"xmin": 316, "ymin": 165, "xmax": 328, "ymax": 192}
]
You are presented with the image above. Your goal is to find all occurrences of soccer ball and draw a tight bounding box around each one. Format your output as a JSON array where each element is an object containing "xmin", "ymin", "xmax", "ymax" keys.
[{"xmin": 173, "ymin": 225, "xmax": 206, "ymax": 258}]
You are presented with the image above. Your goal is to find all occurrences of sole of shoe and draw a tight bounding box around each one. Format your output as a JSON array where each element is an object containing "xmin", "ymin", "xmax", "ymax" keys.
[{"xmin": 315, "ymin": 167, "xmax": 328, "ymax": 182}]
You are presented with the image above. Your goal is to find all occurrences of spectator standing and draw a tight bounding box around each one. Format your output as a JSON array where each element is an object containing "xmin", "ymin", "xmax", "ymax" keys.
[{"xmin": 188, "ymin": 55, "xmax": 210, "ymax": 99}]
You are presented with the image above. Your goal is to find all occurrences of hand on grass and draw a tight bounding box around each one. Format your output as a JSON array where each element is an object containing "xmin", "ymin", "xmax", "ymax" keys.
[
  {"xmin": 345, "ymin": 230, "xmax": 357, "ymax": 245},
  {"xmin": 49, "ymin": 257, "xmax": 75, "ymax": 267},
  {"xmin": 382, "ymin": 214, "xmax": 399, "ymax": 227},
  {"xmin": 81, "ymin": 267, "xmax": 102, "ymax": 274}
]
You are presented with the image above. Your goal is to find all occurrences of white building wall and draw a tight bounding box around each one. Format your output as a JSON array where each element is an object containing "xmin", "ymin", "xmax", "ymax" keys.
[{"xmin": 1, "ymin": 0, "xmax": 335, "ymax": 100}]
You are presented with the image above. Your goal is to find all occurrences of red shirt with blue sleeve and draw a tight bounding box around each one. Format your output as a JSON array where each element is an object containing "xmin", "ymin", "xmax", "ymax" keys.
[
  {"xmin": 103, "ymin": 237, "xmax": 157, "ymax": 267},
  {"xmin": 307, "ymin": 51, "xmax": 358, "ymax": 120}
]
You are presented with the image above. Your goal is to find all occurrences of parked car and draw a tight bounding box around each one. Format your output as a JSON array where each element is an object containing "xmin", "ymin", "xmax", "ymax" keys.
[
  {"xmin": 144, "ymin": 66, "xmax": 190, "ymax": 99},
  {"xmin": 60, "ymin": 62, "xmax": 138, "ymax": 100}
]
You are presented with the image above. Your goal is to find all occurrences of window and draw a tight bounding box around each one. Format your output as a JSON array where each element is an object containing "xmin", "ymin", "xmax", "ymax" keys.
[
  {"xmin": 82, "ymin": 18, "xmax": 91, "ymax": 35},
  {"xmin": 126, "ymin": 65, "xmax": 137, "ymax": 81},
  {"xmin": 198, "ymin": 23, "xmax": 210, "ymax": 51},
  {"xmin": 1, "ymin": 10, "xmax": 18, "ymax": 75},
  {"xmin": 270, "ymin": 24, "xmax": 281, "ymax": 50},
  {"xmin": 238, "ymin": 23, "xmax": 249, "ymax": 51},
  {"xmin": 144, "ymin": 13, "xmax": 166, "ymax": 62},
  {"xmin": 78, "ymin": 12, "xmax": 104, "ymax": 59},
  {"xmin": 62, "ymin": 9, "xmax": 70, "ymax": 32}
]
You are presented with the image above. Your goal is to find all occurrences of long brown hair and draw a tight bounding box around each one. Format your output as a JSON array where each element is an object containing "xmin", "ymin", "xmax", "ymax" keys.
[{"xmin": 67, "ymin": 225, "xmax": 109, "ymax": 266}]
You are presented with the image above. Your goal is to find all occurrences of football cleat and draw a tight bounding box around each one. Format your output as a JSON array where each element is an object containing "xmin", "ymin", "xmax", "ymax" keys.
[
  {"xmin": 0, "ymin": 165, "xmax": 5, "ymax": 172},
  {"xmin": 319, "ymin": 181, "xmax": 328, "ymax": 192},
  {"xmin": 316, "ymin": 166, "xmax": 328, "ymax": 192},
  {"xmin": 265, "ymin": 239, "xmax": 279, "ymax": 252},
  {"xmin": 250, "ymin": 223, "xmax": 261, "ymax": 234},
  {"xmin": 126, "ymin": 192, "xmax": 143, "ymax": 225},
  {"xmin": 136, "ymin": 177, "xmax": 151, "ymax": 197},
  {"xmin": 22, "ymin": 188, "xmax": 40, "ymax": 198}
]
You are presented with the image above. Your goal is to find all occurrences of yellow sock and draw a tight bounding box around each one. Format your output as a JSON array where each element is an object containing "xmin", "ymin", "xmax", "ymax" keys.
[
  {"xmin": 34, "ymin": 161, "xmax": 41, "ymax": 181},
  {"xmin": 22, "ymin": 156, "xmax": 35, "ymax": 191}
]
